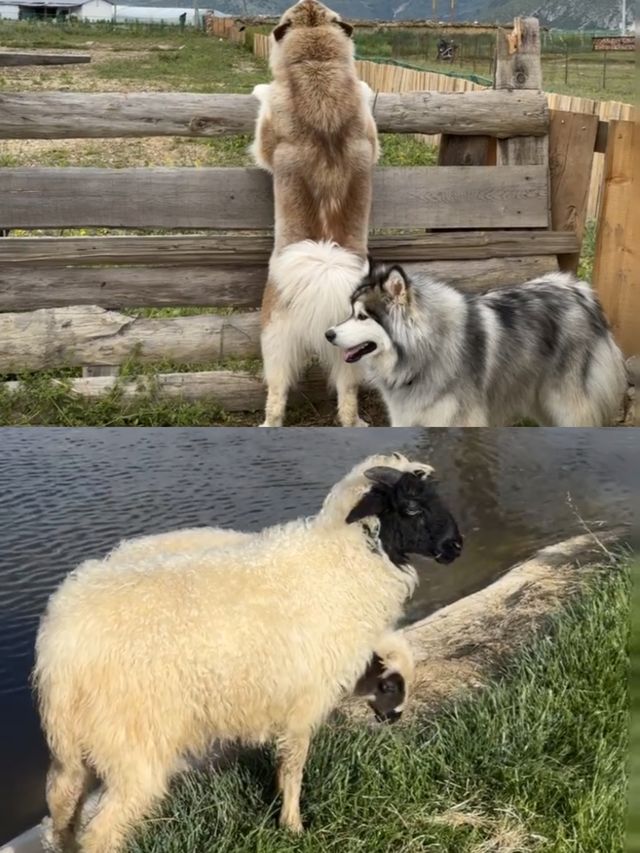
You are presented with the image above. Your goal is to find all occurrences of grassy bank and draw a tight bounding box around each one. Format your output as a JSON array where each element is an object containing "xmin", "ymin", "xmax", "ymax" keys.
[{"xmin": 126, "ymin": 559, "xmax": 630, "ymax": 853}]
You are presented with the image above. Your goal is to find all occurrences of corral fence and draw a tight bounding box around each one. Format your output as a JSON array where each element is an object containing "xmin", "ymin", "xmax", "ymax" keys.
[
  {"xmin": 204, "ymin": 15, "xmax": 247, "ymax": 45},
  {"xmin": 0, "ymin": 18, "xmax": 637, "ymax": 418},
  {"xmin": 255, "ymin": 32, "xmax": 634, "ymax": 221}
]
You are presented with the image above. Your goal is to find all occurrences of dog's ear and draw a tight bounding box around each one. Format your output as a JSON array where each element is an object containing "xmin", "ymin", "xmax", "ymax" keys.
[
  {"xmin": 336, "ymin": 20, "xmax": 354, "ymax": 37},
  {"xmin": 383, "ymin": 266, "xmax": 410, "ymax": 302},
  {"xmin": 273, "ymin": 20, "xmax": 291, "ymax": 41},
  {"xmin": 346, "ymin": 488, "xmax": 386, "ymax": 524}
]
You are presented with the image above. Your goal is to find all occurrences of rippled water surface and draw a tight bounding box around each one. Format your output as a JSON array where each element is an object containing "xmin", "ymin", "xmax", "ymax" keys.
[{"xmin": 0, "ymin": 428, "xmax": 638, "ymax": 843}]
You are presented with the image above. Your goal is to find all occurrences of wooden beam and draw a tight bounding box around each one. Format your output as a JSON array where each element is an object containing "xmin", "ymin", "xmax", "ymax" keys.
[
  {"xmin": 0, "ymin": 231, "xmax": 578, "ymax": 266},
  {"xmin": 549, "ymin": 110, "xmax": 599, "ymax": 273},
  {"xmin": 593, "ymin": 119, "xmax": 640, "ymax": 358},
  {"xmin": 0, "ymin": 307, "xmax": 261, "ymax": 372},
  {"xmin": 0, "ymin": 166, "xmax": 551, "ymax": 231},
  {"xmin": 0, "ymin": 52, "xmax": 91, "ymax": 67},
  {"xmin": 0, "ymin": 90, "xmax": 549, "ymax": 140},
  {"xmin": 0, "ymin": 254, "xmax": 562, "ymax": 311},
  {"xmin": 3, "ymin": 369, "xmax": 329, "ymax": 412}
]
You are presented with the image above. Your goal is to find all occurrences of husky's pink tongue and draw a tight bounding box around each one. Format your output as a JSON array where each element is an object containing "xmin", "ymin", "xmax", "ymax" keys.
[{"xmin": 343, "ymin": 346, "xmax": 362, "ymax": 362}]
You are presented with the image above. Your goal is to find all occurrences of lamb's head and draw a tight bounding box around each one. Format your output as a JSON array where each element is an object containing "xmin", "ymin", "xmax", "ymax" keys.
[
  {"xmin": 345, "ymin": 465, "xmax": 463, "ymax": 567},
  {"xmin": 355, "ymin": 632, "xmax": 414, "ymax": 724}
]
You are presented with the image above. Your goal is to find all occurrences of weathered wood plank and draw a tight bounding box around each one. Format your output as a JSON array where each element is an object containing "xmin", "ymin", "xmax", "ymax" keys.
[
  {"xmin": 0, "ymin": 52, "xmax": 91, "ymax": 67},
  {"xmin": 0, "ymin": 166, "xmax": 551, "ymax": 230},
  {"xmin": 495, "ymin": 18, "xmax": 548, "ymax": 170},
  {"xmin": 0, "ymin": 231, "xmax": 577, "ymax": 267},
  {"xmin": 4, "ymin": 369, "xmax": 330, "ymax": 412},
  {"xmin": 0, "ymin": 90, "xmax": 549, "ymax": 140},
  {"xmin": 0, "ymin": 254, "xmax": 560, "ymax": 311},
  {"xmin": 593, "ymin": 119, "xmax": 640, "ymax": 359},
  {"xmin": 549, "ymin": 110, "xmax": 599, "ymax": 273},
  {"xmin": 0, "ymin": 307, "xmax": 261, "ymax": 371},
  {"xmin": 0, "ymin": 266, "xmax": 266, "ymax": 310}
]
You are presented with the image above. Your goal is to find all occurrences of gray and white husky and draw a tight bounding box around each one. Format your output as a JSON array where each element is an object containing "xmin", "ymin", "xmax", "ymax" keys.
[{"xmin": 325, "ymin": 263, "xmax": 627, "ymax": 427}]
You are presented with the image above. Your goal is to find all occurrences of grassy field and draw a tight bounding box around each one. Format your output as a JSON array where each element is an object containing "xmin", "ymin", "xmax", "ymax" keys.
[
  {"xmin": 0, "ymin": 21, "xmax": 616, "ymax": 426},
  {"xmin": 122, "ymin": 558, "xmax": 630, "ymax": 853},
  {"xmin": 355, "ymin": 28, "xmax": 636, "ymax": 102}
]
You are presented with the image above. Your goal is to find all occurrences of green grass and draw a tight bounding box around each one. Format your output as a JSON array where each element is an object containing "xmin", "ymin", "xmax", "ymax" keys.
[
  {"xmin": 123, "ymin": 561, "xmax": 629, "ymax": 853},
  {"xmin": 628, "ymin": 558, "xmax": 640, "ymax": 852},
  {"xmin": 354, "ymin": 28, "xmax": 635, "ymax": 103}
]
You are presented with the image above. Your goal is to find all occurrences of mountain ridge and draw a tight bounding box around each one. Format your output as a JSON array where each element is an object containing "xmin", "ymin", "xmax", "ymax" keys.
[{"xmin": 201, "ymin": 0, "xmax": 632, "ymax": 31}]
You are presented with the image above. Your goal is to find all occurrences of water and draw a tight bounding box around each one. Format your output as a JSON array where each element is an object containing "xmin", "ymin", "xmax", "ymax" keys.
[{"xmin": 0, "ymin": 427, "xmax": 638, "ymax": 843}]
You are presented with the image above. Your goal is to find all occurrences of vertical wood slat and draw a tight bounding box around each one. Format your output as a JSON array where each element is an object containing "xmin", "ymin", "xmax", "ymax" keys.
[
  {"xmin": 494, "ymin": 17, "xmax": 549, "ymax": 173},
  {"xmin": 593, "ymin": 118, "xmax": 640, "ymax": 358},
  {"xmin": 548, "ymin": 110, "xmax": 600, "ymax": 273}
]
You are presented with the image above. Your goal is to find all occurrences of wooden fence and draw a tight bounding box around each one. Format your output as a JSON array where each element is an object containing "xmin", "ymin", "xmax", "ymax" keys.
[
  {"xmin": 0, "ymin": 18, "xmax": 636, "ymax": 417},
  {"xmin": 254, "ymin": 32, "xmax": 634, "ymax": 221},
  {"xmin": 204, "ymin": 15, "xmax": 247, "ymax": 45}
]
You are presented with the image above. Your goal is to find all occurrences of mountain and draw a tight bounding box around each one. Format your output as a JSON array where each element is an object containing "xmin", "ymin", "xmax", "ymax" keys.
[{"xmin": 206, "ymin": 0, "xmax": 633, "ymax": 30}]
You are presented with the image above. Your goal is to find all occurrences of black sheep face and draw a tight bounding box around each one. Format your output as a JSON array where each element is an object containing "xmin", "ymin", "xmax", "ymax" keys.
[
  {"xmin": 354, "ymin": 653, "xmax": 406, "ymax": 724},
  {"xmin": 346, "ymin": 467, "xmax": 463, "ymax": 567}
]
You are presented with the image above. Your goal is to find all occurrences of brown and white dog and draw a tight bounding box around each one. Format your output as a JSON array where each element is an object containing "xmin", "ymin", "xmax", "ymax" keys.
[{"xmin": 251, "ymin": 0, "xmax": 379, "ymax": 427}]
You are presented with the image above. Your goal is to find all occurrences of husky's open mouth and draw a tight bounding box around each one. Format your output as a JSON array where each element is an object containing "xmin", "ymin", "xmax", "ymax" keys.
[{"xmin": 343, "ymin": 342, "xmax": 377, "ymax": 363}]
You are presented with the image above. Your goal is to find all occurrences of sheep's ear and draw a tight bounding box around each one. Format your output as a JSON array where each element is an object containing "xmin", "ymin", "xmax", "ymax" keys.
[
  {"xmin": 364, "ymin": 466, "xmax": 403, "ymax": 488},
  {"xmin": 346, "ymin": 488, "xmax": 386, "ymax": 524},
  {"xmin": 273, "ymin": 20, "xmax": 291, "ymax": 41}
]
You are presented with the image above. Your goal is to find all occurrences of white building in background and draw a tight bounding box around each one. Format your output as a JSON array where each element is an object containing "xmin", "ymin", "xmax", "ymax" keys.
[
  {"xmin": 0, "ymin": 3, "xmax": 20, "ymax": 18},
  {"xmin": 78, "ymin": 0, "xmax": 113, "ymax": 19},
  {"xmin": 0, "ymin": 0, "xmax": 227, "ymax": 22}
]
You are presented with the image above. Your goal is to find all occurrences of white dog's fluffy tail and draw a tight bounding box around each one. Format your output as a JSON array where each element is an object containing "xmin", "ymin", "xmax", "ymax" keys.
[{"xmin": 269, "ymin": 240, "xmax": 367, "ymax": 354}]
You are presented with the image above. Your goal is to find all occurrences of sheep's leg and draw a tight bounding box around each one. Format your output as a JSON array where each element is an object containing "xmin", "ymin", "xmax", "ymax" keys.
[
  {"xmin": 46, "ymin": 758, "xmax": 91, "ymax": 851},
  {"xmin": 276, "ymin": 732, "xmax": 310, "ymax": 834},
  {"xmin": 78, "ymin": 769, "xmax": 167, "ymax": 853}
]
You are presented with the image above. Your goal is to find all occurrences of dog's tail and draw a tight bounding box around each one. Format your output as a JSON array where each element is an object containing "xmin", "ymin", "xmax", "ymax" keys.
[{"xmin": 269, "ymin": 240, "xmax": 368, "ymax": 343}]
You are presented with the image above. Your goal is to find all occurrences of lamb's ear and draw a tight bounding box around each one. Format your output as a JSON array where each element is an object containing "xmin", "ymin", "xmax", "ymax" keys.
[
  {"xmin": 383, "ymin": 266, "xmax": 410, "ymax": 302},
  {"xmin": 336, "ymin": 20, "xmax": 354, "ymax": 37},
  {"xmin": 273, "ymin": 20, "xmax": 291, "ymax": 41},
  {"xmin": 364, "ymin": 466, "xmax": 404, "ymax": 488},
  {"xmin": 346, "ymin": 488, "xmax": 386, "ymax": 524}
]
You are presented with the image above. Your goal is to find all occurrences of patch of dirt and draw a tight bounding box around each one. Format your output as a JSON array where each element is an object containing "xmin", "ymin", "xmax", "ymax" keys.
[{"xmin": 0, "ymin": 48, "xmax": 163, "ymax": 92}]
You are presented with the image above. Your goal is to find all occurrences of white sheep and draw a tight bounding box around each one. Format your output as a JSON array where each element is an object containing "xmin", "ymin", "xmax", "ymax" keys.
[
  {"xmin": 106, "ymin": 525, "xmax": 415, "ymax": 722},
  {"xmin": 35, "ymin": 453, "xmax": 461, "ymax": 852}
]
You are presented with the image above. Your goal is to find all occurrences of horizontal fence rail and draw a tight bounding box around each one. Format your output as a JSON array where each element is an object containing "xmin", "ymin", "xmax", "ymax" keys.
[
  {"xmin": 0, "ymin": 90, "xmax": 549, "ymax": 140},
  {"xmin": 0, "ymin": 254, "xmax": 567, "ymax": 314},
  {"xmin": 0, "ymin": 307, "xmax": 261, "ymax": 372},
  {"xmin": 0, "ymin": 232, "xmax": 577, "ymax": 266},
  {"xmin": 0, "ymin": 166, "xmax": 550, "ymax": 231},
  {"xmin": 0, "ymin": 256, "xmax": 561, "ymax": 372},
  {"xmin": 4, "ymin": 369, "xmax": 329, "ymax": 411}
]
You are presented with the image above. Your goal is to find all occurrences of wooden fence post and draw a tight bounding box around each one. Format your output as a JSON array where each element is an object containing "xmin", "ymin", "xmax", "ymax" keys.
[
  {"xmin": 494, "ymin": 17, "xmax": 548, "ymax": 169},
  {"xmin": 548, "ymin": 110, "xmax": 599, "ymax": 273},
  {"xmin": 593, "ymin": 118, "xmax": 640, "ymax": 358}
]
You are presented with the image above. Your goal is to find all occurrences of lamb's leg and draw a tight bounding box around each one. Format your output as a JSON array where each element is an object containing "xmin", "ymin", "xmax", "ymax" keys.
[
  {"xmin": 276, "ymin": 731, "xmax": 311, "ymax": 834},
  {"xmin": 78, "ymin": 768, "xmax": 168, "ymax": 853},
  {"xmin": 46, "ymin": 758, "xmax": 91, "ymax": 851}
]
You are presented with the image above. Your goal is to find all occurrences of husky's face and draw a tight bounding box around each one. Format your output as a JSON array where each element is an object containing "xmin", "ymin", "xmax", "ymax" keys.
[{"xmin": 325, "ymin": 264, "xmax": 411, "ymax": 364}]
